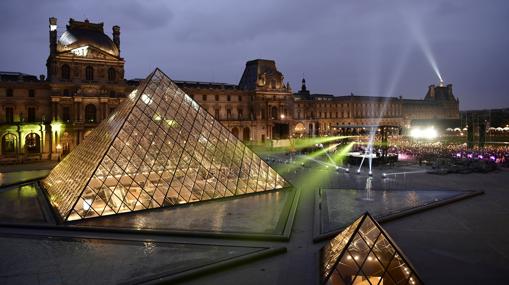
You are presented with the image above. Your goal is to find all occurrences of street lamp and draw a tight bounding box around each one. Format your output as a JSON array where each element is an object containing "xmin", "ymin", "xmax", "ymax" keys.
[
  {"xmin": 56, "ymin": 144, "xmax": 62, "ymax": 161},
  {"xmin": 280, "ymin": 114, "xmax": 285, "ymax": 120}
]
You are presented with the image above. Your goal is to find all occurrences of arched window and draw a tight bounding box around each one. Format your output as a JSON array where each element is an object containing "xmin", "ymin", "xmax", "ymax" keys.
[
  {"xmin": 61, "ymin": 64, "xmax": 70, "ymax": 80},
  {"xmin": 25, "ymin": 133, "xmax": 40, "ymax": 153},
  {"xmin": 85, "ymin": 66, "xmax": 94, "ymax": 81},
  {"xmin": 243, "ymin": 127, "xmax": 250, "ymax": 141},
  {"xmin": 232, "ymin": 127, "xmax": 239, "ymax": 139},
  {"xmin": 2, "ymin": 133, "xmax": 17, "ymax": 154},
  {"xmin": 108, "ymin": 68, "xmax": 116, "ymax": 81},
  {"xmin": 85, "ymin": 104, "xmax": 97, "ymax": 123}
]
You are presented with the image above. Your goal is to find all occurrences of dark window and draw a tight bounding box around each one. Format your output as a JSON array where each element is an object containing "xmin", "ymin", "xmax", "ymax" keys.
[
  {"xmin": 109, "ymin": 91, "xmax": 116, "ymax": 98},
  {"xmin": 227, "ymin": 109, "xmax": 232, "ymax": 119},
  {"xmin": 1, "ymin": 134, "xmax": 17, "ymax": 154},
  {"xmin": 5, "ymin": 107, "xmax": 14, "ymax": 123},
  {"xmin": 109, "ymin": 107, "xmax": 116, "ymax": 114},
  {"xmin": 202, "ymin": 94, "xmax": 207, "ymax": 101},
  {"xmin": 108, "ymin": 68, "xmax": 116, "ymax": 81},
  {"xmin": 271, "ymin": 106, "xmax": 278, "ymax": 119},
  {"xmin": 85, "ymin": 66, "xmax": 94, "ymax": 81},
  {"xmin": 227, "ymin": 95, "xmax": 231, "ymax": 101},
  {"xmin": 25, "ymin": 133, "xmax": 40, "ymax": 153},
  {"xmin": 85, "ymin": 104, "xmax": 96, "ymax": 123},
  {"xmin": 61, "ymin": 64, "xmax": 70, "ymax": 80},
  {"xmin": 238, "ymin": 109, "xmax": 243, "ymax": 119},
  {"xmin": 63, "ymin": 89, "xmax": 70, "ymax": 96},
  {"xmin": 214, "ymin": 108, "xmax": 220, "ymax": 119},
  {"xmin": 27, "ymin": 107, "xmax": 36, "ymax": 122},
  {"xmin": 62, "ymin": 107, "xmax": 70, "ymax": 122},
  {"xmin": 6, "ymin": 89, "xmax": 13, "ymax": 97},
  {"xmin": 29, "ymin": 89, "xmax": 35, "ymax": 97},
  {"xmin": 215, "ymin": 95, "xmax": 219, "ymax": 101},
  {"xmin": 238, "ymin": 95, "xmax": 242, "ymax": 101}
]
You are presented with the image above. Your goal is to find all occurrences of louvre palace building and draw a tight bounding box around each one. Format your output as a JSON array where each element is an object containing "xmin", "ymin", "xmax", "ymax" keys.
[{"xmin": 0, "ymin": 18, "xmax": 459, "ymax": 163}]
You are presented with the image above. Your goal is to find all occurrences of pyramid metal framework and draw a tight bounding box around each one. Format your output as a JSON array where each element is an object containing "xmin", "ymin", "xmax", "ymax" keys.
[
  {"xmin": 320, "ymin": 213, "xmax": 423, "ymax": 285},
  {"xmin": 42, "ymin": 69, "xmax": 289, "ymax": 222}
]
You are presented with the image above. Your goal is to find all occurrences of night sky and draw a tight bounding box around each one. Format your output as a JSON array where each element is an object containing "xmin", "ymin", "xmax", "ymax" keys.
[{"xmin": 1, "ymin": 0, "xmax": 508, "ymax": 110}]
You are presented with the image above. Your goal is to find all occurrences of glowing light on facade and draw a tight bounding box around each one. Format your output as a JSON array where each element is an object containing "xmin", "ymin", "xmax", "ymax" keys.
[{"xmin": 70, "ymin": 46, "xmax": 89, "ymax": 57}]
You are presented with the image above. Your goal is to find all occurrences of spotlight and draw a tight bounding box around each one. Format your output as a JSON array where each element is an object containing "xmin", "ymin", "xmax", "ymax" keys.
[
  {"xmin": 368, "ymin": 171, "xmax": 373, "ymax": 176},
  {"xmin": 345, "ymin": 168, "xmax": 350, "ymax": 173},
  {"xmin": 356, "ymin": 169, "xmax": 361, "ymax": 174},
  {"xmin": 335, "ymin": 166, "xmax": 340, "ymax": 171},
  {"xmin": 382, "ymin": 173, "xmax": 387, "ymax": 178}
]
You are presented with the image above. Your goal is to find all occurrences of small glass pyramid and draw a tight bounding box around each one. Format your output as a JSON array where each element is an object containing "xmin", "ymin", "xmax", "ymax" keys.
[
  {"xmin": 42, "ymin": 69, "xmax": 289, "ymax": 222},
  {"xmin": 321, "ymin": 213, "xmax": 423, "ymax": 285}
]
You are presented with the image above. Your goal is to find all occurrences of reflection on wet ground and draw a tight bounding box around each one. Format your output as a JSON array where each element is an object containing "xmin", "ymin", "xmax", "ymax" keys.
[
  {"xmin": 76, "ymin": 189, "xmax": 293, "ymax": 235},
  {"xmin": 0, "ymin": 170, "xmax": 49, "ymax": 187},
  {"xmin": 0, "ymin": 234, "xmax": 263, "ymax": 285},
  {"xmin": 0, "ymin": 183, "xmax": 53, "ymax": 224},
  {"xmin": 320, "ymin": 188, "xmax": 468, "ymax": 234}
]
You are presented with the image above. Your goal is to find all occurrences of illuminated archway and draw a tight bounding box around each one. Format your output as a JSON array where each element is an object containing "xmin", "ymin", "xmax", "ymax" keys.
[
  {"xmin": 25, "ymin": 133, "xmax": 40, "ymax": 153},
  {"xmin": 294, "ymin": 122, "xmax": 306, "ymax": 134},
  {"xmin": 2, "ymin": 133, "xmax": 17, "ymax": 155}
]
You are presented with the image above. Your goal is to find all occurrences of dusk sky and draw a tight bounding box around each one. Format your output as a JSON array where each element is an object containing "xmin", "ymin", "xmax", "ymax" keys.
[{"xmin": 1, "ymin": 0, "xmax": 508, "ymax": 110}]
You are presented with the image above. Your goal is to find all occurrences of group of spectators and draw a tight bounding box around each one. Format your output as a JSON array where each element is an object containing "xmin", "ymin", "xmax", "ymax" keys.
[{"xmin": 391, "ymin": 139, "xmax": 509, "ymax": 167}]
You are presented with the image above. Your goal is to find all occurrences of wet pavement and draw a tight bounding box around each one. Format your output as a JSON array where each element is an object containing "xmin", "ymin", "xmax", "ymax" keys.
[
  {"xmin": 76, "ymin": 189, "xmax": 294, "ymax": 235},
  {"xmin": 0, "ymin": 170, "xmax": 50, "ymax": 187},
  {"xmin": 0, "ymin": 234, "xmax": 265, "ymax": 285},
  {"xmin": 1, "ymin": 156, "xmax": 509, "ymax": 284},
  {"xmin": 0, "ymin": 183, "xmax": 54, "ymax": 224},
  {"xmin": 319, "ymin": 188, "xmax": 468, "ymax": 234}
]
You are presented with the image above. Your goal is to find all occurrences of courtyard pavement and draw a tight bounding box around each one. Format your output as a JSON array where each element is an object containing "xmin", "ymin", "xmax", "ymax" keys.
[{"xmin": 0, "ymin": 158, "xmax": 508, "ymax": 284}]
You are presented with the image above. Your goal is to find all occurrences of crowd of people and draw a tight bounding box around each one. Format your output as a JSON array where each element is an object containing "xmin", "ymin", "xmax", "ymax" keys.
[{"xmin": 390, "ymin": 139, "xmax": 509, "ymax": 167}]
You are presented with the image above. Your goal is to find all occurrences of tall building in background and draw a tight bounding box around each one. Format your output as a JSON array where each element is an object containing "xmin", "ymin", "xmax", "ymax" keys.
[{"xmin": 0, "ymin": 18, "xmax": 460, "ymax": 163}]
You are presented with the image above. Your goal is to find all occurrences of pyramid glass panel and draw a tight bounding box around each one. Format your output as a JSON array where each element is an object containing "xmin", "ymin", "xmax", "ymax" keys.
[
  {"xmin": 42, "ymin": 68, "xmax": 290, "ymax": 222},
  {"xmin": 320, "ymin": 213, "xmax": 424, "ymax": 285}
]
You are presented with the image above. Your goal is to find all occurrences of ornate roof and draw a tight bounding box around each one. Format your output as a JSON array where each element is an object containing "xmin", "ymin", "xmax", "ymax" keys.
[{"xmin": 57, "ymin": 19, "xmax": 119, "ymax": 57}]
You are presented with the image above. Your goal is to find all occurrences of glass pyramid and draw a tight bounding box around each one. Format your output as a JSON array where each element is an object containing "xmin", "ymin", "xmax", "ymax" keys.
[
  {"xmin": 42, "ymin": 69, "xmax": 289, "ymax": 222},
  {"xmin": 320, "ymin": 213, "xmax": 423, "ymax": 285}
]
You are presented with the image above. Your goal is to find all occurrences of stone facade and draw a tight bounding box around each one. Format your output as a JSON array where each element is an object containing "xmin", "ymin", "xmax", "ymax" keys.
[{"xmin": 0, "ymin": 18, "xmax": 459, "ymax": 162}]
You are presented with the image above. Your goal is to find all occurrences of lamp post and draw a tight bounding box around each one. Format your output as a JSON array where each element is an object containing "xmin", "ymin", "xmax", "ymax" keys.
[{"xmin": 56, "ymin": 144, "xmax": 62, "ymax": 162}]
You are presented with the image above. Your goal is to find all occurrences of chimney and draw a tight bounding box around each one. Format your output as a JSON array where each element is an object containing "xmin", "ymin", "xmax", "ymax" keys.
[
  {"xmin": 49, "ymin": 17, "xmax": 57, "ymax": 55},
  {"xmin": 112, "ymin": 25, "xmax": 120, "ymax": 53}
]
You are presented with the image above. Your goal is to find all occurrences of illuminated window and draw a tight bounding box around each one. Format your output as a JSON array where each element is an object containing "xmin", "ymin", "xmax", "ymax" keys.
[
  {"xmin": 61, "ymin": 64, "xmax": 70, "ymax": 80},
  {"xmin": 85, "ymin": 66, "xmax": 94, "ymax": 81}
]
